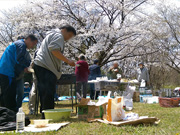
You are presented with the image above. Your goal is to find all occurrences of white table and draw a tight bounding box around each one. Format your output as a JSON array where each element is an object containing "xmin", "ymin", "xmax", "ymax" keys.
[{"xmin": 88, "ymin": 80, "xmax": 139, "ymax": 99}]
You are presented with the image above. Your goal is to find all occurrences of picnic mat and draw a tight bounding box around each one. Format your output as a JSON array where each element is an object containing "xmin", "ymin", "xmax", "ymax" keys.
[
  {"xmin": 90, "ymin": 117, "xmax": 160, "ymax": 126},
  {"xmin": 24, "ymin": 122, "xmax": 69, "ymax": 132}
]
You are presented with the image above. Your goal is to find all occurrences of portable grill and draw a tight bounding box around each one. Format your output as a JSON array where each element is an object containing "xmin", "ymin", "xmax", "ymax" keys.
[
  {"xmin": 57, "ymin": 74, "xmax": 77, "ymax": 112},
  {"xmin": 57, "ymin": 74, "xmax": 76, "ymax": 85}
]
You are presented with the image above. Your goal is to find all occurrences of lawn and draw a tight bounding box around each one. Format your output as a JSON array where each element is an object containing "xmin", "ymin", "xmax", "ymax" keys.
[{"xmin": 4, "ymin": 101, "xmax": 180, "ymax": 135}]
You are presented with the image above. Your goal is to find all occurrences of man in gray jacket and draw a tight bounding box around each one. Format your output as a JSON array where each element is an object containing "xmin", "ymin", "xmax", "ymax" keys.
[
  {"xmin": 33, "ymin": 25, "xmax": 76, "ymax": 118},
  {"xmin": 137, "ymin": 62, "xmax": 150, "ymax": 87}
]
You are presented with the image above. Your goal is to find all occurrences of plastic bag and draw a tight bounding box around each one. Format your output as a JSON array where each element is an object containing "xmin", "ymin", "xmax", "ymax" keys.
[
  {"xmin": 107, "ymin": 97, "xmax": 125, "ymax": 122},
  {"xmin": 124, "ymin": 98, "xmax": 133, "ymax": 111},
  {"xmin": 123, "ymin": 113, "xmax": 139, "ymax": 121},
  {"xmin": 140, "ymin": 79, "xmax": 146, "ymax": 87},
  {"xmin": 123, "ymin": 85, "xmax": 136, "ymax": 99}
]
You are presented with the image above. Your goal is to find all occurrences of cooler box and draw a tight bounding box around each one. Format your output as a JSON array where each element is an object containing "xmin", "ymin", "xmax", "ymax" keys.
[
  {"xmin": 139, "ymin": 87, "xmax": 152, "ymax": 95},
  {"xmin": 140, "ymin": 94, "xmax": 153, "ymax": 103}
]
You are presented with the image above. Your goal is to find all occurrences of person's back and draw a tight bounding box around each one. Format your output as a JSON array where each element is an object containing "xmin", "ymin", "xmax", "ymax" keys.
[
  {"xmin": 89, "ymin": 64, "xmax": 101, "ymax": 80},
  {"xmin": 75, "ymin": 60, "xmax": 89, "ymax": 82},
  {"xmin": 89, "ymin": 60, "xmax": 101, "ymax": 99},
  {"xmin": 75, "ymin": 54, "xmax": 89, "ymax": 100},
  {"xmin": 0, "ymin": 39, "xmax": 29, "ymax": 78}
]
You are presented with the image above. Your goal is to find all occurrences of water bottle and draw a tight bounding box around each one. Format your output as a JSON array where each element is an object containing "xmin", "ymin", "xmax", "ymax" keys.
[{"xmin": 16, "ymin": 108, "xmax": 25, "ymax": 132}]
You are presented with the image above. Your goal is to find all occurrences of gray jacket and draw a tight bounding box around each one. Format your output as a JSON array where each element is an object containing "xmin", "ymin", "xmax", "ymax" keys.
[
  {"xmin": 34, "ymin": 29, "xmax": 65, "ymax": 79},
  {"xmin": 137, "ymin": 67, "xmax": 150, "ymax": 82}
]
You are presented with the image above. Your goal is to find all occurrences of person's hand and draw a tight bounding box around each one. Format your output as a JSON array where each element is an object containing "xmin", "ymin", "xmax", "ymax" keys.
[
  {"xmin": 24, "ymin": 68, "xmax": 30, "ymax": 73},
  {"xmin": 110, "ymin": 67, "xmax": 114, "ymax": 71},
  {"xmin": 67, "ymin": 60, "xmax": 75, "ymax": 66},
  {"xmin": 114, "ymin": 69, "xmax": 119, "ymax": 72}
]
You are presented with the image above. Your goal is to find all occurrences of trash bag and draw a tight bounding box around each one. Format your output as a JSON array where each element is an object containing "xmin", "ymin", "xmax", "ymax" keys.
[
  {"xmin": 0, "ymin": 107, "xmax": 30, "ymax": 131},
  {"xmin": 0, "ymin": 107, "xmax": 16, "ymax": 131}
]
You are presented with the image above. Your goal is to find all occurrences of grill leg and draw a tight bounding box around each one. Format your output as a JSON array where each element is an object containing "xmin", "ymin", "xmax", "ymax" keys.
[
  {"xmin": 75, "ymin": 83, "xmax": 77, "ymax": 114},
  {"xmin": 100, "ymin": 90, "xmax": 102, "ymax": 96},
  {"xmin": 94, "ymin": 91, "xmax": 96, "ymax": 101},
  {"xmin": 71, "ymin": 84, "xmax": 73, "ymax": 112},
  {"xmin": 35, "ymin": 88, "xmax": 39, "ymax": 116}
]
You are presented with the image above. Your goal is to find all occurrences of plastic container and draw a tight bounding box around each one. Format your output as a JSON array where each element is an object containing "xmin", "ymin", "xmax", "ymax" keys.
[
  {"xmin": 42, "ymin": 109, "xmax": 72, "ymax": 122},
  {"xmin": 145, "ymin": 90, "xmax": 152, "ymax": 94},
  {"xmin": 159, "ymin": 97, "xmax": 180, "ymax": 107},
  {"xmin": 146, "ymin": 96, "xmax": 159, "ymax": 104},
  {"xmin": 33, "ymin": 119, "xmax": 49, "ymax": 128},
  {"xmin": 16, "ymin": 108, "xmax": 25, "ymax": 132}
]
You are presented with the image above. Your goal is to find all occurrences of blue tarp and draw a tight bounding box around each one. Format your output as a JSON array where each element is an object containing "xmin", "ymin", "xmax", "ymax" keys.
[{"xmin": 22, "ymin": 96, "xmax": 93, "ymax": 103}]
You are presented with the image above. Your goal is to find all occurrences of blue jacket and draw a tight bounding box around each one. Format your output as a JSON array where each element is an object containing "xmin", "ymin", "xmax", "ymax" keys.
[
  {"xmin": 24, "ymin": 87, "xmax": 31, "ymax": 93},
  {"xmin": 0, "ymin": 39, "xmax": 31, "ymax": 78},
  {"xmin": 89, "ymin": 64, "xmax": 101, "ymax": 80}
]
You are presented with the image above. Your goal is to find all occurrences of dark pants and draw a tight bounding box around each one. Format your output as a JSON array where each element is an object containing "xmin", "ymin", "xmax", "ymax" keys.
[
  {"xmin": 90, "ymin": 83, "xmax": 99, "ymax": 100},
  {"xmin": 16, "ymin": 78, "xmax": 24, "ymax": 110},
  {"xmin": 34, "ymin": 65, "xmax": 57, "ymax": 116},
  {"xmin": 76, "ymin": 82, "xmax": 87, "ymax": 98},
  {"xmin": 0, "ymin": 74, "xmax": 17, "ymax": 112}
]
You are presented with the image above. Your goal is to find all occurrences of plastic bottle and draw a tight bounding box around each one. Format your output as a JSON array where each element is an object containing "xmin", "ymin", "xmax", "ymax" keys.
[{"xmin": 16, "ymin": 108, "xmax": 25, "ymax": 132}]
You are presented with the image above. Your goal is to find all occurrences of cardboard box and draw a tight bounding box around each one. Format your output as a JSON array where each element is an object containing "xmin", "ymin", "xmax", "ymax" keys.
[
  {"xmin": 133, "ymin": 91, "xmax": 140, "ymax": 102},
  {"xmin": 77, "ymin": 98, "xmax": 107, "ymax": 121}
]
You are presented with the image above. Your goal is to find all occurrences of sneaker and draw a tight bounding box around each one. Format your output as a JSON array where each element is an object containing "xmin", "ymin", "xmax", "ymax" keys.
[{"xmin": 76, "ymin": 92, "xmax": 82, "ymax": 102}]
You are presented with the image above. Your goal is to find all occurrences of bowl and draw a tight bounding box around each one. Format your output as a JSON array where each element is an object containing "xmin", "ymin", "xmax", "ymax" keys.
[
  {"xmin": 33, "ymin": 119, "xmax": 50, "ymax": 128},
  {"xmin": 42, "ymin": 109, "xmax": 72, "ymax": 122}
]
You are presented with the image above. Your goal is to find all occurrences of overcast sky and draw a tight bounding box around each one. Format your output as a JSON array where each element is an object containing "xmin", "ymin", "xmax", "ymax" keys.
[
  {"xmin": 0, "ymin": 0, "xmax": 180, "ymax": 17},
  {"xmin": 0, "ymin": 0, "xmax": 26, "ymax": 10},
  {"xmin": 0, "ymin": 0, "xmax": 180, "ymax": 10}
]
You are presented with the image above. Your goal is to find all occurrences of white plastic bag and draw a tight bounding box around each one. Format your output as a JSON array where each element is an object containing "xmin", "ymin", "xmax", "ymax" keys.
[
  {"xmin": 140, "ymin": 79, "xmax": 146, "ymax": 87},
  {"xmin": 107, "ymin": 97, "xmax": 125, "ymax": 121},
  {"xmin": 123, "ymin": 85, "xmax": 136, "ymax": 99}
]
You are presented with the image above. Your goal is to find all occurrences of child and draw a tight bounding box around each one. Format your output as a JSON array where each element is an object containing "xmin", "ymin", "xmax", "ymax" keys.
[
  {"xmin": 75, "ymin": 54, "xmax": 90, "ymax": 100},
  {"xmin": 23, "ymin": 82, "xmax": 31, "ymax": 99}
]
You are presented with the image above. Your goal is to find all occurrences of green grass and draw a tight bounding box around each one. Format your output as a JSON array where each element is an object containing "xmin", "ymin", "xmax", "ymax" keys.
[
  {"xmin": 3, "ymin": 101, "xmax": 180, "ymax": 135},
  {"xmin": 163, "ymin": 85, "xmax": 178, "ymax": 90}
]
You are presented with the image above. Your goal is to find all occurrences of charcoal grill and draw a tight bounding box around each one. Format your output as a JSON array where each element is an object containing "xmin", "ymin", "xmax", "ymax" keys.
[{"xmin": 57, "ymin": 74, "xmax": 77, "ymax": 112}]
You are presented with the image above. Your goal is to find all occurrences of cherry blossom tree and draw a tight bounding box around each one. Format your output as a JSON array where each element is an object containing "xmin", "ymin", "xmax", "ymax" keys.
[
  {"xmin": 147, "ymin": 1, "xmax": 180, "ymax": 74},
  {"xmin": 0, "ymin": 0, "xmax": 161, "ymax": 75}
]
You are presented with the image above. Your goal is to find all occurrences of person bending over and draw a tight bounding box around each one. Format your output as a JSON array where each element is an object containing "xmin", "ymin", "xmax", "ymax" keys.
[
  {"xmin": 34, "ymin": 25, "xmax": 76, "ymax": 118},
  {"xmin": 0, "ymin": 35, "xmax": 38, "ymax": 112}
]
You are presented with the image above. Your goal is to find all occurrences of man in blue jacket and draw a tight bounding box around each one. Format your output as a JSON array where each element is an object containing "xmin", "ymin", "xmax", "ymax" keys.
[
  {"xmin": 89, "ymin": 60, "xmax": 101, "ymax": 99},
  {"xmin": 0, "ymin": 35, "xmax": 38, "ymax": 112}
]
